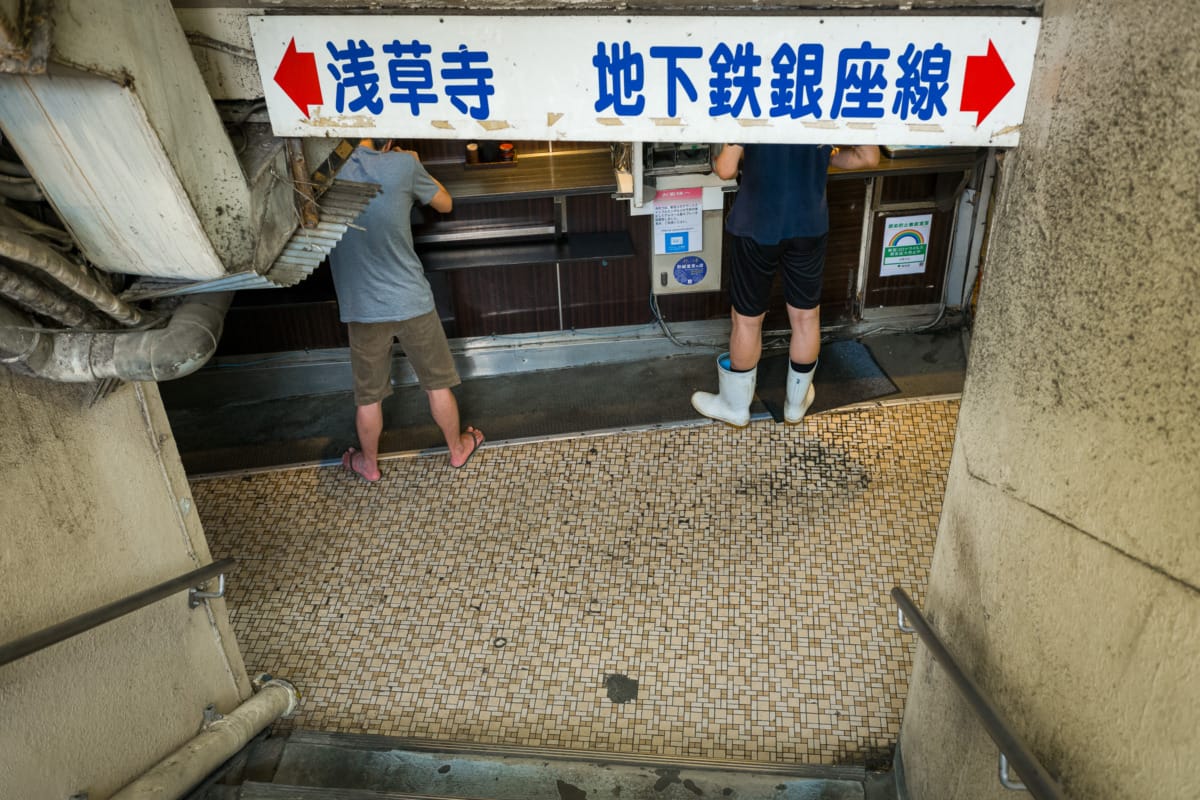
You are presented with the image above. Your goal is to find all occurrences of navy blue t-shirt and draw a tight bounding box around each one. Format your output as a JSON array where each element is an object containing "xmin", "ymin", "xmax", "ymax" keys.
[{"xmin": 725, "ymin": 144, "xmax": 832, "ymax": 244}]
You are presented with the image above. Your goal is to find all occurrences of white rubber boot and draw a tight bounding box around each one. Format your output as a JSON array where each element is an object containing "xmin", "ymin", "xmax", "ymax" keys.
[
  {"xmin": 784, "ymin": 361, "xmax": 817, "ymax": 423},
  {"xmin": 691, "ymin": 353, "xmax": 756, "ymax": 427}
]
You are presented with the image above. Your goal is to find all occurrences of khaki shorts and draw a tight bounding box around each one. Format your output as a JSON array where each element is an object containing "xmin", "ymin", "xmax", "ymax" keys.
[{"xmin": 348, "ymin": 310, "xmax": 460, "ymax": 406}]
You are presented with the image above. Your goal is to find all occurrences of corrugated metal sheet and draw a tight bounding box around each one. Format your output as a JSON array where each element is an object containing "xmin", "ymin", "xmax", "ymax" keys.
[{"xmin": 120, "ymin": 180, "xmax": 379, "ymax": 300}]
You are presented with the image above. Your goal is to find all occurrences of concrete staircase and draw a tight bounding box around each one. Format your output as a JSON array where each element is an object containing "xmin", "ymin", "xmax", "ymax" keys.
[{"xmin": 204, "ymin": 730, "xmax": 901, "ymax": 800}]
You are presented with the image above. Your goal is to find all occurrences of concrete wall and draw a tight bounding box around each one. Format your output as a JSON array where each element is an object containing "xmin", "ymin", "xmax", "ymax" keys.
[
  {"xmin": 0, "ymin": 374, "xmax": 250, "ymax": 799},
  {"xmin": 899, "ymin": 2, "xmax": 1200, "ymax": 799}
]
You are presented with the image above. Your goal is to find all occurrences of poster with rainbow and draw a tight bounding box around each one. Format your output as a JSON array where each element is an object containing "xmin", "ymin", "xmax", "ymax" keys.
[{"xmin": 881, "ymin": 215, "xmax": 933, "ymax": 277}]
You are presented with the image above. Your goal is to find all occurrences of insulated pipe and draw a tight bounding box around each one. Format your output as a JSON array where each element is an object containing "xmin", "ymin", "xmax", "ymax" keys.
[
  {"xmin": 0, "ymin": 159, "xmax": 33, "ymax": 177},
  {"xmin": 0, "ymin": 264, "xmax": 91, "ymax": 326},
  {"xmin": 0, "ymin": 204, "xmax": 74, "ymax": 246},
  {"xmin": 0, "ymin": 298, "xmax": 46, "ymax": 370},
  {"xmin": 0, "ymin": 174, "xmax": 43, "ymax": 202},
  {"xmin": 0, "ymin": 292, "xmax": 232, "ymax": 382},
  {"xmin": 109, "ymin": 679, "xmax": 299, "ymax": 800},
  {"xmin": 0, "ymin": 225, "xmax": 142, "ymax": 325}
]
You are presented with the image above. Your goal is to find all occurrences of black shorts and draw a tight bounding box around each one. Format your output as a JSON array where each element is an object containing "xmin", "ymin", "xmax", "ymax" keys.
[{"xmin": 729, "ymin": 233, "xmax": 828, "ymax": 316}]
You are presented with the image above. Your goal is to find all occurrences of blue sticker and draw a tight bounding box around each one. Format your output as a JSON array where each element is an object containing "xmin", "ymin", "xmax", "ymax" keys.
[
  {"xmin": 665, "ymin": 232, "xmax": 689, "ymax": 253},
  {"xmin": 673, "ymin": 255, "xmax": 707, "ymax": 286}
]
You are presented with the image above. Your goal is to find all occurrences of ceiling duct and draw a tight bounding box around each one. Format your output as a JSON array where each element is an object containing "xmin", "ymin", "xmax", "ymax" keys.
[{"xmin": 0, "ymin": 0, "xmax": 254, "ymax": 281}]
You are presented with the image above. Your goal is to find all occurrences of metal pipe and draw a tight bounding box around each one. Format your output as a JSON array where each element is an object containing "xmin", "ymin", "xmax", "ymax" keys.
[
  {"xmin": 0, "ymin": 559, "xmax": 235, "ymax": 667},
  {"xmin": 0, "ymin": 204, "xmax": 74, "ymax": 245},
  {"xmin": 0, "ymin": 292, "xmax": 232, "ymax": 382},
  {"xmin": 0, "ymin": 298, "xmax": 46, "ymax": 368},
  {"xmin": 0, "ymin": 225, "xmax": 142, "ymax": 325},
  {"xmin": 891, "ymin": 588, "xmax": 1064, "ymax": 800},
  {"xmin": 109, "ymin": 679, "xmax": 299, "ymax": 800},
  {"xmin": 0, "ymin": 175, "xmax": 44, "ymax": 202},
  {"xmin": 0, "ymin": 159, "xmax": 32, "ymax": 177},
  {"xmin": 184, "ymin": 32, "xmax": 256, "ymax": 61},
  {"xmin": 0, "ymin": 264, "xmax": 91, "ymax": 326}
]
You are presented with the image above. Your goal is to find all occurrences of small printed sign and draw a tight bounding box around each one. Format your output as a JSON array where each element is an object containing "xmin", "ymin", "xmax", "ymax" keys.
[
  {"xmin": 880, "ymin": 214, "xmax": 933, "ymax": 277},
  {"xmin": 673, "ymin": 255, "xmax": 708, "ymax": 286},
  {"xmin": 653, "ymin": 187, "xmax": 703, "ymax": 256}
]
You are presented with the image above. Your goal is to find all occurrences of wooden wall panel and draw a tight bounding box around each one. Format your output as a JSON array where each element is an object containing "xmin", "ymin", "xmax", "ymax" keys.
[
  {"xmin": 213, "ymin": 164, "xmax": 885, "ymax": 356},
  {"xmin": 218, "ymin": 301, "xmax": 347, "ymax": 356},
  {"xmin": 560, "ymin": 255, "xmax": 649, "ymax": 330},
  {"xmin": 862, "ymin": 206, "xmax": 955, "ymax": 309},
  {"xmin": 216, "ymin": 264, "xmax": 347, "ymax": 355},
  {"xmin": 880, "ymin": 172, "xmax": 939, "ymax": 205},
  {"xmin": 449, "ymin": 263, "xmax": 560, "ymax": 337},
  {"xmin": 414, "ymin": 197, "xmax": 556, "ymax": 229},
  {"xmin": 563, "ymin": 192, "xmax": 627, "ymax": 234},
  {"xmin": 822, "ymin": 179, "xmax": 872, "ymax": 323}
]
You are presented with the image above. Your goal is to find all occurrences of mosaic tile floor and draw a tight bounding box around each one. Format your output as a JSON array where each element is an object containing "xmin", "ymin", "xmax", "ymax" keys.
[{"xmin": 192, "ymin": 399, "xmax": 958, "ymax": 767}]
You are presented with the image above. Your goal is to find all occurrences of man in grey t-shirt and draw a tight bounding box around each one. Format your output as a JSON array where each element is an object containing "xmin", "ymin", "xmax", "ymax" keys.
[{"xmin": 330, "ymin": 139, "xmax": 483, "ymax": 481}]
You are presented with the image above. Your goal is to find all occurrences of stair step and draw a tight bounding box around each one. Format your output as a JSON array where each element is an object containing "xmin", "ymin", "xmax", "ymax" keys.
[
  {"xmin": 266, "ymin": 731, "xmax": 873, "ymax": 800},
  {"xmin": 240, "ymin": 783, "xmax": 462, "ymax": 800}
]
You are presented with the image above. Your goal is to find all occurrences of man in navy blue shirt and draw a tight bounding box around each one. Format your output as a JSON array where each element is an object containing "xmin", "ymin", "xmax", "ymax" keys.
[{"xmin": 691, "ymin": 142, "xmax": 880, "ymax": 427}]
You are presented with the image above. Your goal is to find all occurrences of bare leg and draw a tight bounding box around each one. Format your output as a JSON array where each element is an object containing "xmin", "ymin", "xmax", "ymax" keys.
[
  {"xmin": 787, "ymin": 304, "xmax": 821, "ymax": 364},
  {"xmin": 729, "ymin": 309, "xmax": 766, "ymax": 371},
  {"xmin": 427, "ymin": 387, "xmax": 483, "ymax": 467},
  {"xmin": 351, "ymin": 402, "xmax": 384, "ymax": 481}
]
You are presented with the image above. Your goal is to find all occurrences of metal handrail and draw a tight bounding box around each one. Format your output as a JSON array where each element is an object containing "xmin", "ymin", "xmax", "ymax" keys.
[
  {"xmin": 0, "ymin": 558, "xmax": 235, "ymax": 668},
  {"xmin": 891, "ymin": 587, "xmax": 1065, "ymax": 799}
]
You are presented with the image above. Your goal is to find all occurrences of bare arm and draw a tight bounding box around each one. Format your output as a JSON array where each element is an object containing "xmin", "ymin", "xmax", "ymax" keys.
[
  {"xmin": 829, "ymin": 145, "xmax": 880, "ymax": 171},
  {"xmin": 427, "ymin": 179, "xmax": 453, "ymax": 213},
  {"xmin": 713, "ymin": 143, "xmax": 744, "ymax": 180}
]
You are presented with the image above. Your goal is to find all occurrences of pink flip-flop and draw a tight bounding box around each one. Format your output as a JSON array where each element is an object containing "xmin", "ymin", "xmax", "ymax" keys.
[{"xmin": 341, "ymin": 447, "xmax": 380, "ymax": 483}]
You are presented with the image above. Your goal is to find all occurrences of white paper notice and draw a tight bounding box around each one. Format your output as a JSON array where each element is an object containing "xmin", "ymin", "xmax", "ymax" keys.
[
  {"xmin": 653, "ymin": 187, "xmax": 703, "ymax": 256},
  {"xmin": 880, "ymin": 214, "xmax": 933, "ymax": 277}
]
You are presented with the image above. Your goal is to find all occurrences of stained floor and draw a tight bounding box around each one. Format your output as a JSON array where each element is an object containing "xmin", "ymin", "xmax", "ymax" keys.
[{"xmin": 193, "ymin": 399, "xmax": 957, "ymax": 767}]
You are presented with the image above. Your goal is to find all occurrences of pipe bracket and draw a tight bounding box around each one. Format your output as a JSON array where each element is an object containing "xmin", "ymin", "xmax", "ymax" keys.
[
  {"xmin": 188, "ymin": 573, "xmax": 226, "ymax": 609},
  {"xmin": 999, "ymin": 752, "xmax": 1029, "ymax": 791}
]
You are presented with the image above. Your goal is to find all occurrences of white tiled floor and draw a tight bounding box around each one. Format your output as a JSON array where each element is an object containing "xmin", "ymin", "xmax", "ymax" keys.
[{"xmin": 193, "ymin": 399, "xmax": 957, "ymax": 766}]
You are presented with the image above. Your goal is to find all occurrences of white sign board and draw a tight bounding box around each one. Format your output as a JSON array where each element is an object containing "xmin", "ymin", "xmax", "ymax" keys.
[
  {"xmin": 653, "ymin": 187, "xmax": 703, "ymax": 255},
  {"xmin": 250, "ymin": 15, "xmax": 1040, "ymax": 146},
  {"xmin": 880, "ymin": 214, "xmax": 933, "ymax": 277}
]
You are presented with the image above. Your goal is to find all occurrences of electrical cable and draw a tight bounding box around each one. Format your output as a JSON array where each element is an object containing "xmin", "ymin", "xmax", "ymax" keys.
[
  {"xmin": 648, "ymin": 292, "xmax": 723, "ymax": 349},
  {"xmin": 649, "ymin": 292, "xmax": 688, "ymax": 346},
  {"xmin": 232, "ymin": 100, "xmax": 268, "ymax": 156}
]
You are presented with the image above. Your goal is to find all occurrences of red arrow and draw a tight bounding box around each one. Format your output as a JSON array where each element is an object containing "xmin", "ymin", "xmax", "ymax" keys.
[
  {"xmin": 960, "ymin": 40, "xmax": 1015, "ymax": 126},
  {"xmin": 274, "ymin": 38, "xmax": 323, "ymax": 118}
]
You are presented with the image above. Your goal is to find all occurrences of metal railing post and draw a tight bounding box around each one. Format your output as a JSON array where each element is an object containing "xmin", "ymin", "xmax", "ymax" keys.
[
  {"xmin": 0, "ymin": 558, "xmax": 236, "ymax": 667},
  {"xmin": 892, "ymin": 587, "xmax": 1064, "ymax": 800}
]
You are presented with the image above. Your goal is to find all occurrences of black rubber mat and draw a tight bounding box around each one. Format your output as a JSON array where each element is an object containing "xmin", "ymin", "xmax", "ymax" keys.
[{"xmin": 754, "ymin": 339, "xmax": 900, "ymax": 422}]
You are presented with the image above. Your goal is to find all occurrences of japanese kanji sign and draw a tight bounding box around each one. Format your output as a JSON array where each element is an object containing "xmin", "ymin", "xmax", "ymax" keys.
[{"xmin": 251, "ymin": 15, "xmax": 1040, "ymax": 145}]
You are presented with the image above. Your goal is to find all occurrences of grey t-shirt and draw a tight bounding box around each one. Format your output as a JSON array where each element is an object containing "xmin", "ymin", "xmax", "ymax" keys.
[{"xmin": 329, "ymin": 148, "xmax": 441, "ymax": 323}]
